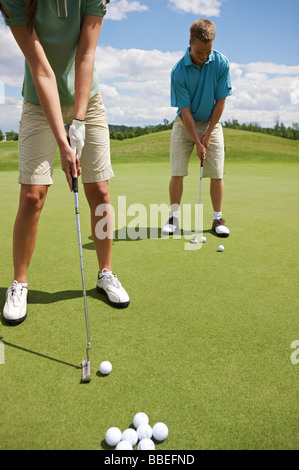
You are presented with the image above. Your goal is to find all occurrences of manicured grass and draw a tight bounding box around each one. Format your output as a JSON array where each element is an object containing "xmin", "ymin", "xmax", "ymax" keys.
[
  {"xmin": 1, "ymin": 128, "xmax": 299, "ymax": 172},
  {"xmin": 0, "ymin": 156, "xmax": 298, "ymax": 449}
]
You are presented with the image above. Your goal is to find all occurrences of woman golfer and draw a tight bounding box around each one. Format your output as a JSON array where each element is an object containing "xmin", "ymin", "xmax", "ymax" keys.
[{"xmin": 1, "ymin": 0, "xmax": 130, "ymax": 325}]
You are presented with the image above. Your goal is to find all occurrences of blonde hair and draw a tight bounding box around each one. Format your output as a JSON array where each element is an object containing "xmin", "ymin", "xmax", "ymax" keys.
[{"xmin": 190, "ymin": 19, "xmax": 216, "ymax": 43}]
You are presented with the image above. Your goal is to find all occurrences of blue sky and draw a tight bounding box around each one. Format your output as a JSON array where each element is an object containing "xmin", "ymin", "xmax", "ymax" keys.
[{"xmin": 0, "ymin": 0, "xmax": 298, "ymax": 131}]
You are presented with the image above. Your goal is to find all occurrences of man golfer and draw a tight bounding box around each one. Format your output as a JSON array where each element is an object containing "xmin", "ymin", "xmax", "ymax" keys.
[
  {"xmin": 163, "ymin": 19, "xmax": 232, "ymax": 237},
  {"xmin": 1, "ymin": 0, "xmax": 129, "ymax": 325}
]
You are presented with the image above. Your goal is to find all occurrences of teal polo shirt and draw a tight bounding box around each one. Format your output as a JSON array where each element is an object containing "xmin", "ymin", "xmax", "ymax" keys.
[
  {"xmin": 171, "ymin": 47, "xmax": 232, "ymax": 122},
  {"xmin": 0, "ymin": 0, "xmax": 110, "ymax": 106}
]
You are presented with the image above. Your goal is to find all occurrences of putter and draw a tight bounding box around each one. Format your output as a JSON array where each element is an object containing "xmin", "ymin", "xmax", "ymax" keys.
[
  {"xmin": 190, "ymin": 155, "xmax": 204, "ymax": 244},
  {"xmin": 65, "ymin": 125, "xmax": 91, "ymax": 382},
  {"xmin": 72, "ymin": 176, "xmax": 92, "ymax": 382}
]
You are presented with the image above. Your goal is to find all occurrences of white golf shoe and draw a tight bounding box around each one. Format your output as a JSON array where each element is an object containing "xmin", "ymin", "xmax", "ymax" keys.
[
  {"xmin": 162, "ymin": 216, "xmax": 180, "ymax": 235},
  {"xmin": 97, "ymin": 269, "xmax": 130, "ymax": 308},
  {"xmin": 212, "ymin": 218, "xmax": 230, "ymax": 237},
  {"xmin": 3, "ymin": 280, "xmax": 28, "ymax": 325}
]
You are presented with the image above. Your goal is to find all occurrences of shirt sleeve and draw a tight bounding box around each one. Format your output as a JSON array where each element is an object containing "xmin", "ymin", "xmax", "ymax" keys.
[
  {"xmin": 0, "ymin": 0, "xmax": 26, "ymax": 26},
  {"xmin": 215, "ymin": 60, "xmax": 232, "ymax": 100},
  {"xmin": 171, "ymin": 71, "xmax": 191, "ymax": 109},
  {"xmin": 85, "ymin": 0, "xmax": 110, "ymax": 16}
]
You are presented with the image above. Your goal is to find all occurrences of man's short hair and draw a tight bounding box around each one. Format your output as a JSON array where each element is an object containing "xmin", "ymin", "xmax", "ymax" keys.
[{"xmin": 190, "ymin": 19, "xmax": 216, "ymax": 43}]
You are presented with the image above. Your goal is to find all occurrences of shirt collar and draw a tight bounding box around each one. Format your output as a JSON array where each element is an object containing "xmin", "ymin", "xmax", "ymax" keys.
[{"xmin": 184, "ymin": 47, "xmax": 215, "ymax": 68}]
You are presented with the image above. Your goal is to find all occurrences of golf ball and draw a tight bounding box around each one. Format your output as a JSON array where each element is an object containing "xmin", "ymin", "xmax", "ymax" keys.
[
  {"xmin": 116, "ymin": 440, "xmax": 133, "ymax": 450},
  {"xmin": 121, "ymin": 428, "xmax": 138, "ymax": 447},
  {"xmin": 133, "ymin": 412, "xmax": 149, "ymax": 429},
  {"xmin": 105, "ymin": 427, "xmax": 122, "ymax": 447},
  {"xmin": 99, "ymin": 361, "xmax": 112, "ymax": 375},
  {"xmin": 152, "ymin": 422, "xmax": 168, "ymax": 441},
  {"xmin": 200, "ymin": 236, "xmax": 207, "ymax": 243},
  {"xmin": 137, "ymin": 438, "xmax": 155, "ymax": 450},
  {"xmin": 137, "ymin": 423, "xmax": 153, "ymax": 441},
  {"xmin": 218, "ymin": 245, "xmax": 224, "ymax": 252}
]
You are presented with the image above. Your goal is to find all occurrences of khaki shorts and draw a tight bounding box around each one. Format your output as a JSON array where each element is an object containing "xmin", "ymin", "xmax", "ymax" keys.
[
  {"xmin": 18, "ymin": 91, "xmax": 114, "ymax": 185},
  {"xmin": 170, "ymin": 116, "xmax": 225, "ymax": 178}
]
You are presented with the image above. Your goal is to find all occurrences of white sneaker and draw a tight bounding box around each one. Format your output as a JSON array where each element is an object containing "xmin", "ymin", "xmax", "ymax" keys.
[
  {"xmin": 97, "ymin": 269, "xmax": 130, "ymax": 308},
  {"xmin": 162, "ymin": 216, "xmax": 180, "ymax": 235},
  {"xmin": 3, "ymin": 280, "xmax": 28, "ymax": 325}
]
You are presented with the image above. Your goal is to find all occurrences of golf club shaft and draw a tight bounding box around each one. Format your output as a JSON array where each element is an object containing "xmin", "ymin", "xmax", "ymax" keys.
[
  {"xmin": 195, "ymin": 158, "xmax": 204, "ymax": 237},
  {"xmin": 73, "ymin": 177, "xmax": 91, "ymax": 359}
]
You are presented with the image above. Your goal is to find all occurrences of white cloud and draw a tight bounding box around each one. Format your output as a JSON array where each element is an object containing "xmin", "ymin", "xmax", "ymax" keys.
[
  {"xmin": 224, "ymin": 62, "xmax": 299, "ymax": 126},
  {"xmin": 0, "ymin": 33, "xmax": 298, "ymax": 130},
  {"xmin": 0, "ymin": 23, "xmax": 24, "ymax": 86},
  {"xmin": 168, "ymin": 0, "xmax": 222, "ymax": 17},
  {"xmin": 106, "ymin": 0, "xmax": 148, "ymax": 21}
]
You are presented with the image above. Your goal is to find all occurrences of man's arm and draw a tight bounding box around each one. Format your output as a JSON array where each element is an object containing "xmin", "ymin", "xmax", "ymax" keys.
[
  {"xmin": 180, "ymin": 108, "xmax": 206, "ymax": 161},
  {"xmin": 201, "ymin": 98, "xmax": 226, "ymax": 149},
  {"xmin": 73, "ymin": 15, "xmax": 104, "ymax": 120}
]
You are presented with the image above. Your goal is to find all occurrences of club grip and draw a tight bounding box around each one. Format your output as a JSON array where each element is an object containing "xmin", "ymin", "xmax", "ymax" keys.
[{"xmin": 72, "ymin": 176, "xmax": 78, "ymax": 193}]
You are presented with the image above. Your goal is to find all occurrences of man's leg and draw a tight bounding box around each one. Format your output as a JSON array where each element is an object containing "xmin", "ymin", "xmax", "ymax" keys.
[
  {"xmin": 169, "ymin": 175, "xmax": 184, "ymax": 211},
  {"xmin": 13, "ymin": 184, "xmax": 48, "ymax": 283},
  {"xmin": 210, "ymin": 178, "xmax": 224, "ymax": 213}
]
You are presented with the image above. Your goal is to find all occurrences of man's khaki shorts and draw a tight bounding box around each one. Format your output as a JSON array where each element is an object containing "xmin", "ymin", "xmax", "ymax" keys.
[
  {"xmin": 170, "ymin": 115, "xmax": 225, "ymax": 178},
  {"xmin": 18, "ymin": 91, "xmax": 114, "ymax": 185}
]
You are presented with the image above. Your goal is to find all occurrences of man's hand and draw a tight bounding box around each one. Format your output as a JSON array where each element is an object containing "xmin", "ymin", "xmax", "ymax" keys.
[
  {"xmin": 196, "ymin": 140, "xmax": 206, "ymax": 161},
  {"xmin": 201, "ymin": 133, "xmax": 211, "ymax": 149},
  {"xmin": 69, "ymin": 119, "xmax": 86, "ymax": 159}
]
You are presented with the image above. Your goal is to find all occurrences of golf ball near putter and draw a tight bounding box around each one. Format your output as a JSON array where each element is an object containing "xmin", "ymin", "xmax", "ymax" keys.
[
  {"xmin": 152, "ymin": 422, "xmax": 169, "ymax": 441},
  {"xmin": 200, "ymin": 236, "xmax": 207, "ymax": 243},
  {"xmin": 218, "ymin": 245, "xmax": 225, "ymax": 252},
  {"xmin": 99, "ymin": 361, "xmax": 112, "ymax": 375},
  {"xmin": 105, "ymin": 427, "xmax": 122, "ymax": 447},
  {"xmin": 133, "ymin": 412, "xmax": 149, "ymax": 429},
  {"xmin": 138, "ymin": 438, "xmax": 155, "ymax": 450},
  {"xmin": 121, "ymin": 428, "xmax": 138, "ymax": 447}
]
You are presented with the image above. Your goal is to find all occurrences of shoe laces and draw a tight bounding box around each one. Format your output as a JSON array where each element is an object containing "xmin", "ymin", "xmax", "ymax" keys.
[
  {"xmin": 99, "ymin": 269, "xmax": 121, "ymax": 288},
  {"xmin": 9, "ymin": 281, "xmax": 27, "ymax": 307}
]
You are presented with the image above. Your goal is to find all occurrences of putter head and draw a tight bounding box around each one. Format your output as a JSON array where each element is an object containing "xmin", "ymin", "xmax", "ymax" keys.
[
  {"xmin": 81, "ymin": 359, "xmax": 91, "ymax": 382},
  {"xmin": 190, "ymin": 238, "xmax": 198, "ymax": 244}
]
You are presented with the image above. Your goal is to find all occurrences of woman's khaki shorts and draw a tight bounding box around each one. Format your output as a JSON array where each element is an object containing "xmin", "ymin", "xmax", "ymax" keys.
[
  {"xmin": 170, "ymin": 116, "xmax": 225, "ymax": 178},
  {"xmin": 18, "ymin": 91, "xmax": 114, "ymax": 185}
]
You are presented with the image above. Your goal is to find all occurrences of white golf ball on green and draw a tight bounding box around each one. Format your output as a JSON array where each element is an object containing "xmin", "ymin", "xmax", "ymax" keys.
[
  {"xmin": 99, "ymin": 361, "xmax": 112, "ymax": 375},
  {"xmin": 116, "ymin": 440, "xmax": 133, "ymax": 450},
  {"xmin": 138, "ymin": 438, "xmax": 155, "ymax": 450},
  {"xmin": 105, "ymin": 427, "xmax": 121, "ymax": 447},
  {"xmin": 121, "ymin": 428, "xmax": 138, "ymax": 447},
  {"xmin": 133, "ymin": 412, "xmax": 149, "ymax": 429},
  {"xmin": 152, "ymin": 422, "xmax": 168, "ymax": 441},
  {"xmin": 218, "ymin": 245, "xmax": 224, "ymax": 252},
  {"xmin": 200, "ymin": 236, "xmax": 207, "ymax": 243},
  {"xmin": 137, "ymin": 423, "xmax": 152, "ymax": 440}
]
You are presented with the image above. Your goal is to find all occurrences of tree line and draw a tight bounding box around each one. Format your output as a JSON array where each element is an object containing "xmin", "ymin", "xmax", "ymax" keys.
[
  {"xmin": 1, "ymin": 118, "xmax": 298, "ymax": 141},
  {"xmin": 222, "ymin": 119, "xmax": 299, "ymax": 141}
]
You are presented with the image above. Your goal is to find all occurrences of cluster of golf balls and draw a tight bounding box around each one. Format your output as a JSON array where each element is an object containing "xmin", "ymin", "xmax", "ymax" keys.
[
  {"xmin": 200, "ymin": 236, "xmax": 224, "ymax": 252},
  {"xmin": 105, "ymin": 412, "xmax": 168, "ymax": 450}
]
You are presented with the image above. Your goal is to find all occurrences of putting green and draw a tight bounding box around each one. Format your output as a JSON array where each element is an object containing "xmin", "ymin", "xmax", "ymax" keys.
[{"xmin": 0, "ymin": 150, "xmax": 298, "ymax": 449}]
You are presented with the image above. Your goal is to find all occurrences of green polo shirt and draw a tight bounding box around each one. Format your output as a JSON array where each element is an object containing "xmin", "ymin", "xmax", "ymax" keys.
[{"xmin": 0, "ymin": 0, "xmax": 110, "ymax": 105}]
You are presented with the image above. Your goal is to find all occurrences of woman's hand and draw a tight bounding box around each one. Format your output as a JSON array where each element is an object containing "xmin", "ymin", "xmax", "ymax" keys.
[{"xmin": 59, "ymin": 140, "xmax": 81, "ymax": 191}]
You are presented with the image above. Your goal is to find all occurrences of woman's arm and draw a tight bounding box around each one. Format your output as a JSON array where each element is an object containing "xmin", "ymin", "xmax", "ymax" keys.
[
  {"xmin": 8, "ymin": 24, "xmax": 79, "ymax": 189},
  {"xmin": 73, "ymin": 15, "xmax": 104, "ymax": 120}
]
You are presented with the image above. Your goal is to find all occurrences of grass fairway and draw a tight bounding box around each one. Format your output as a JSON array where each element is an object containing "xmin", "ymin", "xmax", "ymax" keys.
[{"xmin": 0, "ymin": 131, "xmax": 299, "ymax": 450}]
